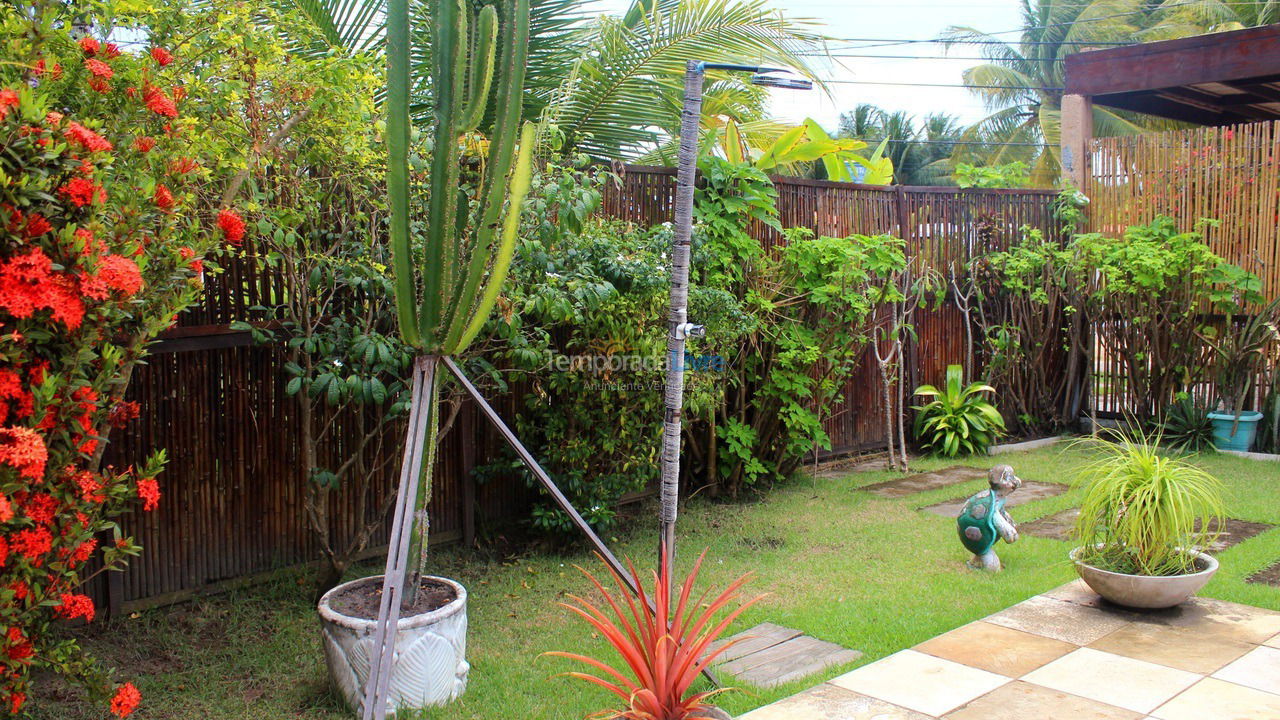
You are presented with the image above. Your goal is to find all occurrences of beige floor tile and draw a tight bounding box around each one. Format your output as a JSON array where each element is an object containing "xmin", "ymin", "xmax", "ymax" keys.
[
  {"xmin": 915, "ymin": 621, "xmax": 1075, "ymax": 677},
  {"xmin": 985, "ymin": 594, "xmax": 1131, "ymax": 645},
  {"xmin": 829, "ymin": 649, "xmax": 1010, "ymax": 717},
  {"xmin": 737, "ymin": 684, "xmax": 932, "ymax": 720},
  {"xmin": 1126, "ymin": 596, "xmax": 1280, "ymax": 645},
  {"xmin": 1044, "ymin": 579, "xmax": 1110, "ymax": 608},
  {"xmin": 943, "ymin": 680, "xmax": 1144, "ymax": 720},
  {"xmin": 1088, "ymin": 621, "xmax": 1255, "ymax": 674},
  {"xmin": 1150, "ymin": 677, "xmax": 1280, "ymax": 720},
  {"xmin": 1265, "ymin": 633, "xmax": 1280, "ymax": 650},
  {"xmin": 1212, "ymin": 645, "xmax": 1280, "ymax": 695},
  {"xmin": 1022, "ymin": 647, "xmax": 1200, "ymax": 714}
]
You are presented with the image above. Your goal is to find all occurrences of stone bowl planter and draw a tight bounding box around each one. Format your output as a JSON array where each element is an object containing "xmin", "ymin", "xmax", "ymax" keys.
[
  {"xmin": 318, "ymin": 575, "xmax": 469, "ymax": 716},
  {"xmin": 1070, "ymin": 546, "xmax": 1218, "ymax": 609}
]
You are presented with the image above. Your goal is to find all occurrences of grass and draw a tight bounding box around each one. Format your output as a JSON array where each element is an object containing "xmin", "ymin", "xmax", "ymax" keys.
[{"xmin": 32, "ymin": 444, "xmax": 1280, "ymax": 719}]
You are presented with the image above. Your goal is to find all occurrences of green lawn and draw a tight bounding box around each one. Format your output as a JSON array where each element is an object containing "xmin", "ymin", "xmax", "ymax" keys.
[{"xmin": 34, "ymin": 445, "xmax": 1280, "ymax": 719}]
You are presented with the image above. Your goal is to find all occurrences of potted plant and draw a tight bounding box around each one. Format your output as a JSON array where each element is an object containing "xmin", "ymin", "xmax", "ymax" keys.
[
  {"xmin": 547, "ymin": 546, "xmax": 760, "ymax": 720},
  {"xmin": 912, "ymin": 364, "xmax": 1006, "ymax": 457},
  {"xmin": 1200, "ymin": 293, "xmax": 1280, "ymax": 452},
  {"xmin": 317, "ymin": 0, "xmax": 536, "ymax": 716},
  {"xmin": 1070, "ymin": 430, "xmax": 1225, "ymax": 609}
]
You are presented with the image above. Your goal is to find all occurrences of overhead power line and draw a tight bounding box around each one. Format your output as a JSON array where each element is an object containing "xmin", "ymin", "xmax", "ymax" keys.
[
  {"xmin": 829, "ymin": 0, "xmax": 1261, "ymax": 49},
  {"xmin": 821, "ymin": 80, "xmax": 1061, "ymax": 91},
  {"xmin": 802, "ymin": 53, "xmax": 1070, "ymax": 61}
]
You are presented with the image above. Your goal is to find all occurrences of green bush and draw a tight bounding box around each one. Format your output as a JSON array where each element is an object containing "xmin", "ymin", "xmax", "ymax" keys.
[
  {"xmin": 485, "ymin": 164, "xmax": 747, "ymax": 533},
  {"xmin": 912, "ymin": 365, "xmax": 1006, "ymax": 456},
  {"xmin": 688, "ymin": 158, "xmax": 903, "ymax": 495}
]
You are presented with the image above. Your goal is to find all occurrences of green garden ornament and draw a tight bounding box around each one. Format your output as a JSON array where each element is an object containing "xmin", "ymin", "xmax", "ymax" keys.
[{"xmin": 957, "ymin": 465, "xmax": 1022, "ymax": 571}]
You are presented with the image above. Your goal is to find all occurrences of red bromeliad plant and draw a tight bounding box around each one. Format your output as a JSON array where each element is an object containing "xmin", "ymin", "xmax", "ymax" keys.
[
  {"xmin": 548, "ymin": 548, "xmax": 762, "ymax": 720},
  {"xmin": 0, "ymin": 21, "xmax": 224, "ymax": 717}
]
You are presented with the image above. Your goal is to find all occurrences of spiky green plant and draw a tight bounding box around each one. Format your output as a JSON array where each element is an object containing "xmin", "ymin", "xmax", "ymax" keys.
[
  {"xmin": 912, "ymin": 364, "xmax": 1006, "ymax": 457},
  {"xmin": 385, "ymin": 0, "xmax": 534, "ymax": 595},
  {"xmin": 1072, "ymin": 430, "xmax": 1225, "ymax": 577}
]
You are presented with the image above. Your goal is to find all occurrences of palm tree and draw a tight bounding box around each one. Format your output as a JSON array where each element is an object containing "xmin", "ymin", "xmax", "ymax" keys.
[
  {"xmin": 260, "ymin": 0, "xmax": 827, "ymax": 160},
  {"xmin": 837, "ymin": 104, "xmax": 963, "ymax": 185},
  {"xmin": 544, "ymin": 0, "xmax": 828, "ymax": 159},
  {"xmin": 945, "ymin": 0, "xmax": 1280, "ymax": 185},
  {"xmin": 942, "ymin": 0, "xmax": 1156, "ymax": 185}
]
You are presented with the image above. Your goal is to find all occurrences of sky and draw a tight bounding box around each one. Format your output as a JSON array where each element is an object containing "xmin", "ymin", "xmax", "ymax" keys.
[{"xmin": 588, "ymin": 0, "xmax": 1026, "ymax": 132}]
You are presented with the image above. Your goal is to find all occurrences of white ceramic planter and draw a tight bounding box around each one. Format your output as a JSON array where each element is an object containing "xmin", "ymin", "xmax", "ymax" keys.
[
  {"xmin": 318, "ymin": 575, "xmax": 469, "ymax": 717},
  {"xmin": 1070, "ymin": 547, "xmax": 1218, "ymax": 609}
]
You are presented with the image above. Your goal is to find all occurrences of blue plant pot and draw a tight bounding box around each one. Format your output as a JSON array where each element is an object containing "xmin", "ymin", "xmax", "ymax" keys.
[{"xmin": 1207, "ymin": 411, "xmax": 1264, "ymax": 452}]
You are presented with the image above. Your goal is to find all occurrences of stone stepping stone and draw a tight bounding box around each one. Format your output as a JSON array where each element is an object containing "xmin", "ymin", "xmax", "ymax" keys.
[
  {"xmin": 921, "ymin": 480, "xmax": 1066, "ymax": 518},
  {"xmin": 1198, "ymin": 518, "xmax": 1275, "ymax": 553},
  {"xmin": 1023, "ymin": 508, "xmax": 1080, "ymax": 541},
  {"xmin": 1025, "ymin": 511, "xmax": 1273, "ymax": 552},
  {"xmin": 862, "ymin": 466, "xmax": 986, "ymax": 498},
  {"xmin": 1247, "ymin": 561, "xmax": 1280, "ymax": 588},
  {"xmin": 710, "ymin": 623, "xmax": 862, "ymax": 689}
]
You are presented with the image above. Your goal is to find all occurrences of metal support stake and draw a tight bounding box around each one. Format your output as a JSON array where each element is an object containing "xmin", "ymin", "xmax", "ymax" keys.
[{"xmin": 362, "ymin": 355, "xmax": 437, "ymax": 720}]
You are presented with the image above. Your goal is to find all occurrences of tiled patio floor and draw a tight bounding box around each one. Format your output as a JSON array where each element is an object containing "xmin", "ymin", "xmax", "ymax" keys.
[{"xmin": 738, "ymin": 580, "xmax": 1280, "ymax": 720}]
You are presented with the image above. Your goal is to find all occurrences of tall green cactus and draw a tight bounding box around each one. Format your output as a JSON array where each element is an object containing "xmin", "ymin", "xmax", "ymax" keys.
[{"xmin": 387, "ymin": 0, "xmax": 534, "ymax": 356}]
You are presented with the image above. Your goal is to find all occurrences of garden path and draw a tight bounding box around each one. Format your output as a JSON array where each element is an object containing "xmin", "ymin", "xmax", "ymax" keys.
[{"xmin": 738, "ymin": 580, "xmax": 1280, "ymax": 719}]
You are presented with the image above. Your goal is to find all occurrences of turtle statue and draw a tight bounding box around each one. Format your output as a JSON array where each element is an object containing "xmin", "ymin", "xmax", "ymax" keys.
[{"xmin": 956, "ymin": 465, "xmax": 1022, "ymax": 571}]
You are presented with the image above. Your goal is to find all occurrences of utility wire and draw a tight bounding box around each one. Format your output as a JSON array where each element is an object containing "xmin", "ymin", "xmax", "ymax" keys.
[
  {"xmin": 803, "ymin": 53, "xmax": 1071, "ymax": 61},
  {"xmin": 820, "ymin": 80, "xmax": 1061, "ymax": 91},
  {"xmin": 827, "ymin": 0, "xmax": 1251, "ymax": 50}
]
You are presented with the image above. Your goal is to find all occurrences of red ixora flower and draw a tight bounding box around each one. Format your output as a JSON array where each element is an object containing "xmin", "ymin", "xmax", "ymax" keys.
[
  {"xmin": 153, "ymin": 184, "xmax": 175, "ymax": 210},
  {"xmin": 64, "ymin": 121, "xmax": 113, "ymax": 154},
  {"xmin": 137, "ymin": 477, "xmax": 160, "ymax": 512},
  {"xmin": 88, "ymin": 77, "xmax": 110, "ymax": 94},
  {"xmin": 0, "ymin": 493, "xmax": 12, "ymax": 522},
  {"xmin": 84, "ymin": 57, "xmax": 113, "ymax": 79},
  {"xmin": 0, "ymin": 426, "xmax": 47, "ymax": 481},
  {"xmin": 132, "ymin": 136, "xmax": 155, "ymax": 153},
  {"xmin": 59, "ymin": 176, "xmax": 105, "ymax": 207},
  {"xmin": 168, "ymin": 157, "xmax": 199, "ymax": 175},
  {"xmin": 78, "ymin": 37, "xmax": 100, "ymax": 56},
  {"xmin": 143, "ymin": 86, "xmax": 178, "ymax": 118},
  {"xmin": 57, "ymin": 593, "xmax": 96, "ymax": 623},
  {"xmin": 10, "ymin": 526, "xmax": 52, "ymax": 560},
  {"xmin": 98, "ymin": 255, "xmax": 144, "ymax": 296},
  {"xmin": 0, "ymin": 248, "xmax": 87, "ymax": 328},
  {"xmin": 33, "ymin": 59, "xmax": 62, "ymax": 79},
  {"xmin": 218, "ymin": 209, "xmax": 246, "ymax": 245},
  {"xmin": 110, "ymin": 683, "xmax": 141, "ymax": 718},
  {"xmin": 22, "ymin": 213, "xmax": 52, "ymax": 238},
  {"xmin": 108, "ymin": 400, "xmax": 141, "ymax": 429},
  {"xmin": 0, "ymin": 88, "xmax": 17, "ymax": 120},
  {"xmin": 150, "ymin": 47, "xmax": 174, "ymax": 66},
  {"xmin": 105, "ymin": 42, "xmax": 121, "ymax": 58}
]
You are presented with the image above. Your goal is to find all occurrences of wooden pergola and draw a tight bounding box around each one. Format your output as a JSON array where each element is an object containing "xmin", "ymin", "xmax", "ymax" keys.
[{"xmin": 1061, "ymin": 23, "xmax": 1280, "ymax": 187}]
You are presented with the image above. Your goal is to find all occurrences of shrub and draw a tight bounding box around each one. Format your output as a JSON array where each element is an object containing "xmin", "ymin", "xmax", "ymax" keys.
[
  {"xmin": 912, "ymin": 365, "xmax": 1006, "ymax": 456},
  {"xmin": 488, "ymin": 164, "xmax": 745, "ymax": 533},
  {"xmin": 1072, "ymin": 430, "xmax": 1224, "ymax": 576},
  {"xmin": 689, "ymin": 158, "xmax": 903, "ymax": 495},
  {"xmin": 0, "ymin": 35, "xmax": 219, "ymax": 716}
]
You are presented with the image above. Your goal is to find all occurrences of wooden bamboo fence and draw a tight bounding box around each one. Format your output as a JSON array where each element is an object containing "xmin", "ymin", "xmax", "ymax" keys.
[
  {"xmin": 87, "ymin": 167, "xmax": 1061, "ymax": 614},
  {"xmin": 1087, "ymin": 120, "xmax": 1280, "ymax": 415}
]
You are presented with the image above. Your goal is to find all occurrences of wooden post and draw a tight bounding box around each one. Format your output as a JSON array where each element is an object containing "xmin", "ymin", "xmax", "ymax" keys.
[{"xmin": 1061, "ymin": 93, "xmax": 1094, "ymax": 189}]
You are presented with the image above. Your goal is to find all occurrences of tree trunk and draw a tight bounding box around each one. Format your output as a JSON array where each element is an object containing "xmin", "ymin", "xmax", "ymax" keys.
[{"xmin": 659, "ymin": 61, "xmax": 704, "ymax": 575}]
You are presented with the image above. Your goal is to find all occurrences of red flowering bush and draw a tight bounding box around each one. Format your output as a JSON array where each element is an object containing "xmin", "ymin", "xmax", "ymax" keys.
[{"xmin": 0, "ymin": 27, "xmax": 223, "ymax": 717}]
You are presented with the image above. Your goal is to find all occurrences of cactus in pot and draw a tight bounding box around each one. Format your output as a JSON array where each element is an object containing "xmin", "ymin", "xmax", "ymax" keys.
[{"xmin": 315, "ymin": 0, "xmax": 535, "ymax": 718}]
